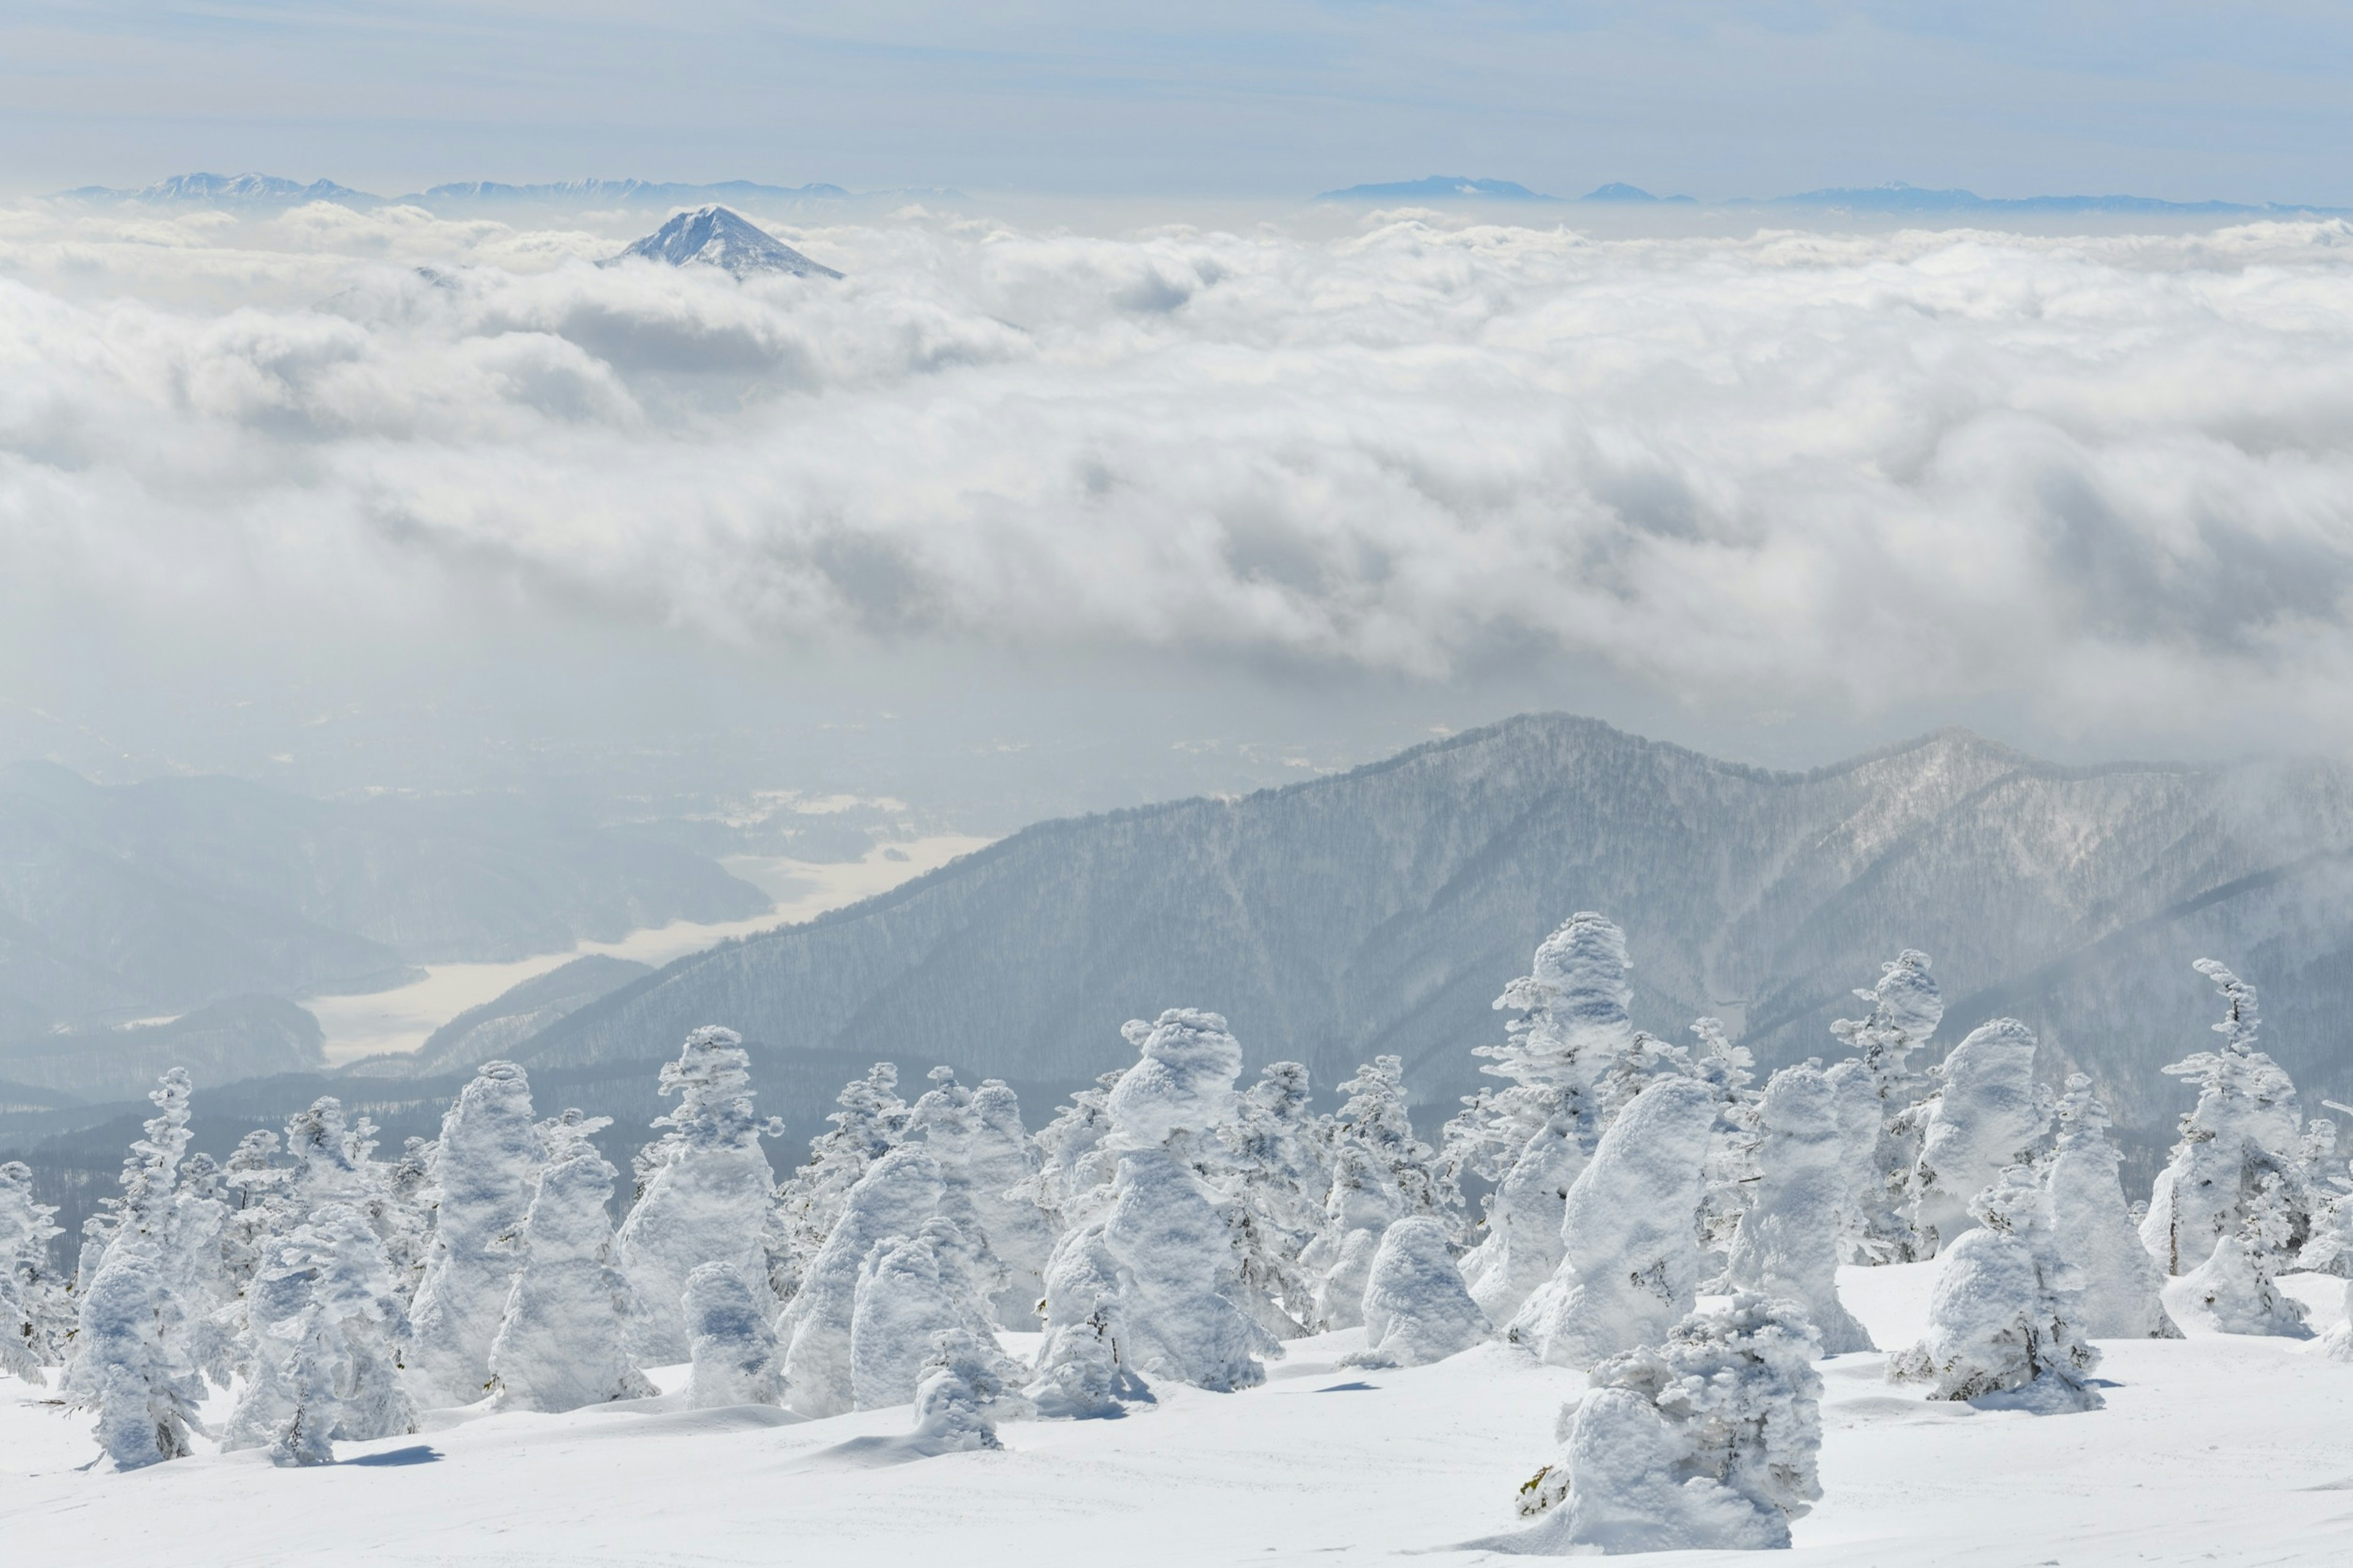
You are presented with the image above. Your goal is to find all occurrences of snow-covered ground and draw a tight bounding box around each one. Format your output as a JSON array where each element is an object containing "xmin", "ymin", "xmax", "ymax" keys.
[{"xmin": 4, "ymin": 1265, "xmax": 2348, "ymax": 1567}]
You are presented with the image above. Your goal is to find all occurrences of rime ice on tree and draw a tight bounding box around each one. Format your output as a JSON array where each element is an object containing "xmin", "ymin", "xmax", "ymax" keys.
[
  {"xmin": 1352, "ymin": 1216, "xmax": 1489, "ymax": 1366},
  {"xmin": 489, "ymin": 1112, "xmax": 656, "ymax": 1412},
  {"xmin": 617, "ymin": 1025, "xmax": 782, "ymax": 1363},
  {"xmin": 1496, "ymin": 1293, "xmax": 1822, "ymax": 1554},
  {"xmin": 1908, "ymin": 1018, "xmax": 2048, "ymax": 1253},
  {"xmin": 1449, "ymin": 914, "xmax": 1636, "ymax": 1323},
  {"xmin": 769, "ymin": 1062, "xmax": 906, "ymax": 1303},
  {"xmin": 1891, "ymin": 1164, "xmax": 2102, "ymax": 1412},
  {"xmin": 2142, "ymin": 961, "xmax": 2310, "ymax": 1276},
  {"xmin": 2046, "ymin": 1075, "xmax": 2178, "ymax": 1338},
  {"xmin": 1726, "ymin": 1064, "xmax": 1875, "ymax": 1354},
  {"xmin": 781, "ymin": 1143, "xmax": 946, "ymax": 1417},
  {"xmin": 1826, "ymin": 950, "xmax": 1943, "ymax": 1262},
  {"xmin": 1510, "ymin": 1077, "xmax": 1715, "ymax": 1368},
  {"xmin": 407, "ymin": 1061, "xmax": 544, "ymax": 1406},
  {"xmin": 907, "ymin": 1069, "xmax": 1058, "ymax": 1328},
  {"xmin": 683, "ymin": 1260, "xmax": 783, "ymax": 1408},
  {"xmin": 1, "ymin": 1161, "xmax": 67, "ymax": 1381},
  {"xmin": 850, "ymin": 1218, "xmax": 1002, "ymax": 1409}
]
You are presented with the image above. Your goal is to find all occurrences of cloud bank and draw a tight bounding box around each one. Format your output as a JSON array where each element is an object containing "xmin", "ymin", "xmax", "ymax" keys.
[{"xmin": 7, "ymin": 200, "xmax": 2353, "ymax": 754}]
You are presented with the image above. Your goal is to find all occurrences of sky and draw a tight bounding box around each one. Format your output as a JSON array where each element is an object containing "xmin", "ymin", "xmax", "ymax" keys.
[
  {"xmin": 5, "ymin": 7, "xmax": 2353, "ymax": 831},
  {"xmin": 4, "ymin": 3, "xmax": 2353, "ymax": 203}
]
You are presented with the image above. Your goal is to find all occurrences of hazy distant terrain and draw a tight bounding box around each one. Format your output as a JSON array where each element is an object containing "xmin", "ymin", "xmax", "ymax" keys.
[
  {"xmin": 0, "ymin": 760, "xmax": 768, "ymax": 1042},
  {"xmin": 520, "ymin": 715, "xmax": 2353, "ymax": 1156}
]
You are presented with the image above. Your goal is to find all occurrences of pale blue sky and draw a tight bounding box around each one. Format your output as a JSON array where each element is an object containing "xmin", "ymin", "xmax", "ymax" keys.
[{"xmin": 4, "ymin": 2, "xmax": 2352, "ymax": 200}]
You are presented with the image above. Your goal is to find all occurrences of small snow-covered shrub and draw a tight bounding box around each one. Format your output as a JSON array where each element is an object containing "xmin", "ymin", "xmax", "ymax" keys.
[
  {"xmin": 1890, "ymin": 1165, "xmax": 2102, "ymax": 1412},
  {"xmin": 2172, "ymin": 1195, "xmax": 2313, "ymax": 1339},
  {"xmin": 683, "ymin": 1260, "xmax": 782, "ymax": 1408},
  {"xmin": 1495, "ymin": 1293, "xmax": 1822, "ymax": 1554},
  {"xmin": 1353, "ymin": 1216, "xmax": 1488, "ymax": 1366}
]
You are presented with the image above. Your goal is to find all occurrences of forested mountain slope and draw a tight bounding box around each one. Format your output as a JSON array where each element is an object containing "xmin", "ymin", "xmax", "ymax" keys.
[{"xmin": 521, "ymin": 715, "xmax": 2353, "ymax": 1149}]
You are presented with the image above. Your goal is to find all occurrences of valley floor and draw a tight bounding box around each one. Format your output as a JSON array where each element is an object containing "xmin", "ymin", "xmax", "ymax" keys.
[{"xmin": 3, "ymin": 1265, "xmax": 2349, "ymax": 1567}]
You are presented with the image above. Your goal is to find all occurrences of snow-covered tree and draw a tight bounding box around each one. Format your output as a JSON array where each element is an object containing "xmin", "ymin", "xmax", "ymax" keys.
[
  {"xmin": 73, "ymin": 1244, "xmax": 207, "ymax": 1469},
  {"xmin": 1, "ymin": 1161, "xmax": 67, "ymax": 1381},
  {"xmin": 1511, "ymin": 1077, "xmax": 1716, "ymax": 1369},
  {"xmin": 65, "ymin": 1070, "xmax": 232, "ymax": 1417},
  {"xmin": 2173, "ymin": 1173, "xmax": 2313, "ymax": 1337},
  {"xmin": 908, "ymin": 1069, "xmax": 1058, "ymax": 1327},
  {"xmin": 1444, "ymin": 912, "xmax": 1636, "ymax": 1200},
  {"xmin": 407, "ymin": 1061, "xmax": 544, "ymax": 1406},
  {"xmin": 2046, "ymin": 1075, "xmax": 2178, "ymax": 1338},
  {"xmin": 910, "ymin": 1327, "xmax": 1031, "ymax": 1453},
  {"xmin": 1908, "ymin": 1018, "xmax": 2048, "ymax": 1253},
  {"xmin": 1026, "ymin": 1226, "xmax": 1135, "ymax": 1419},
  {"xmin": 1330, "ymin": 1056, "xmax": 1446, "ymax": 1217},
  {"xmin": 1031, "ymin": 1010, "xmax": 1277, "ymax": 1399},
  {"xmin": 2322, "ymin": 1282, "xmax": 2353, "ymax": 1363},
  {"xmin": 618, "ymin": 1025, "xmax": 783, "ymax": 1362},
  {"xmin": 2142, "ymin": 961, "xmax": 2310, "ymax": 1275},
  {"xmin": 2300, "ymin": 1106, "xmax": 2353, "ymax": 1277},
  {"xmin": 682, "ymin": 1260, "xmax": 782, "ymax": 1408},
  {"xmin": 1726, "ymin": 1063, "xmax": 1875, "ymax": 1354},
  {"xmin": 1093, "ymin": 1145, "xmax": 1276, "ymax": 1390},
  {"xmin": 1208, "ymin": 1060, "xmax": 1327, "ymax": 1336},
  {"xmin": 489, "ymin": 1112, "xmax": 654, "ymax": 1412},
  {"xmin": 1352, "ymin": 1216, "xmax": 1488, "ymax": 1367},
  {"xmin": 1458, "ymin": 1118, "xmax": 1577, "ymax": 1326},
  {"xmin": 281, "ymin": 1096, "xmax": 386, "ymax": 1217},
  {"xmin": 850, "ymin": 1218, "xmax": 1004, "ymax": 1410},
  {"xmin": 767, "ymin": 1061, "xmax": 907, "ymax": 1303},
  {"xmin": 781, "ymin": 1143, "xmax": 946, "ymax": 1418},
  {"xmin": 1690, "ymin": 1018, "xmax": 1762, "ymax": 1282},
  {"xmin": 1826, "ymin": 950, "xmax": 1943, "ymax": 1262},
  {"xmin": 1020, "ymin": 1069, "xmax": 1125, "ymax": 1229},
  {"xmin": 1890, "ymin": 1164, "xmax": 2101, "ymax": 1412},
  {"xmin": 1303, "ymin": 1142, "xmax": 1403, "ymax": 1332},
  {"xmin": 1504, "ymin": 1294, "xmax": 1822, "ymax": 1553},
  {"xmin": 224, "ymin": 1202, "xmax": 419, "ymax": 1461},
  {"xmin": 1595, "ymin": 1029, "xmax": 1696, "ymax": 1131},
  {"xmin": 379, "ymin": 1135, "xmax": 438, "ymax": 1303}
]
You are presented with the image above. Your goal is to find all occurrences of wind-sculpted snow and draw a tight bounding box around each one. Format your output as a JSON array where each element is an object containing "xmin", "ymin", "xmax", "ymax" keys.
[{"xmin": 12, "ymin": 203, "xmax": 2353, "ymax": 741}]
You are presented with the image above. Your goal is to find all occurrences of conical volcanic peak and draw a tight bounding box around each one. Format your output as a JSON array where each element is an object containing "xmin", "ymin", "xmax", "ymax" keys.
[{"xmin": 607, "ymin": 204, "xmax": 843, "ymax": 278}]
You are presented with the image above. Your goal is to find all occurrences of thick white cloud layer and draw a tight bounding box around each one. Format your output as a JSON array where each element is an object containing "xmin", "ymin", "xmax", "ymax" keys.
[{"xmin": 7, "ymin": 200, "xmax": 2353, "ymax": 749}]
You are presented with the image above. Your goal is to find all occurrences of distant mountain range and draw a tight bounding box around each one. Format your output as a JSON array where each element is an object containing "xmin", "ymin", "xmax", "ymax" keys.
[
  {"xmin": 607, "ymin": 206, "xmax": 843, "ymax": 278},
  {"xmin": 56, "ymin": 171, "xmax": 2346, "ymax": 221},
  {"xmin": 54, "ymin": 172, "xmax": 958, "ymax": 213},
  {"xmin": 486, "ymin": 714, "xmax": 2353, "ymax": 1164},
  {"xmin": 1318, "ymin": 176, "xmax": 2343, "ymax": 215}
]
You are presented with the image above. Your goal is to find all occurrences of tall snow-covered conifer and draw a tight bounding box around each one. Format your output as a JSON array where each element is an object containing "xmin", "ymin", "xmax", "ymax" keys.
[
  {"xmin": 1726, "ymin": 1063, "xmax": 1875, "ymax": 1354},
  {"xmin": 1827, "ymin": 950, "xmax": 1943, "ymax": 1261},
  {"xmin": 2142, "ymin": 961, "xmax": 2310, "ymax": 1275},
  {"xmin": 1449, "ymin": 913, "xmax": 1635, "ymax": 1323},
  {"xmin": 490, "ymin": 1112, "xmax": 655, "ymax": 1412},
  {"xmin": 1510, "ymin": 1077, "xmax": 1716, "ymax": 1368},
  {"xmin": 2046, "ymin": 1075, "xmax": 2178, "ymax": 1339},
  {"xmin": 767, "ymin": 1061, "xmax": 906, "ymax": 1302},
  {"xmin": 406, "ymin": 1061, "xmax": 544, "ymax": 1406},
  {"xmin": 683, "ymin": 1260, "xmax": 783, "ymax": 1408},
  {"xmin": 0, "ymin": 1162, "xmax": 65, "ymax": 1381},
  {"xmin": 781, "ymin": 1143, "xmax": 946, "ymax": 1417},
  {"xmin": 618, "ymin": 1026, "xmax": 782, "ymax": 1362},
  {"xmin": 1908, "ymin": 1019, "xmax": 2048, "ymax": 1253}
]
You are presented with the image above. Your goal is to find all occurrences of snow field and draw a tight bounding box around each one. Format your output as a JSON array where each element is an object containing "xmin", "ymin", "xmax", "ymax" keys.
[{"xmin": 3, "ymin": 1266, "xmax": 2348, "ymax": 1567}]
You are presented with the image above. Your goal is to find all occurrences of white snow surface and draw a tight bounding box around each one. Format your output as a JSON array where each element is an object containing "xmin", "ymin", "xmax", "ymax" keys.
[{"xmin": 2, "ymin": 1267, "xmax": 2349, "ymax": 1565}]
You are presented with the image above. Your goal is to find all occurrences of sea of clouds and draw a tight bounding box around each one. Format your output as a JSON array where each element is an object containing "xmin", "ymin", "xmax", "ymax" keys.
[{"xmin": 6, "ymin": 199, "xmax": 2353, "ymax": 752}]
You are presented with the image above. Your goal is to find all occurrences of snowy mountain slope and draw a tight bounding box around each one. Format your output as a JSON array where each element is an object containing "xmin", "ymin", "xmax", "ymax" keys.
[
  {"xmin": 55, "ymin": 172, "xmax": 382, "ymax": 207},
  {"xmin": 606, "ymin": 206, "xmax": 843, "ymax": 278},
  {"xmin": 519, "ymin": 715, "xmax": 2353, "ymax": 1154},
  {"xmin": 1, "ymin": 1267, "xmax": 2346, "ymax": 1567}
]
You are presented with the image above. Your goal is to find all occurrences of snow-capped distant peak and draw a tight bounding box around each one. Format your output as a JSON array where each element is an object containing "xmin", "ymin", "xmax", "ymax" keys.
[{"xmin": 606, "ymin": 205, "xmax": 843, "ymax": 279}]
